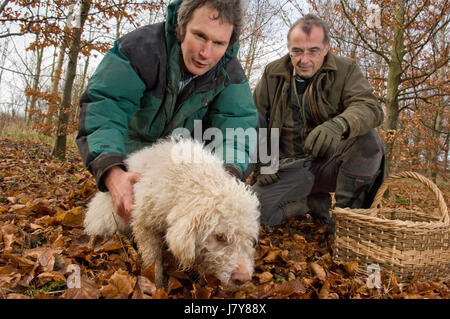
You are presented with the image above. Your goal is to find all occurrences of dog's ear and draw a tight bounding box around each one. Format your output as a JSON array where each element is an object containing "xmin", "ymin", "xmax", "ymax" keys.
[{"xmin": 165, "ymin": 205, "xmax": 196, "ymax": 270}]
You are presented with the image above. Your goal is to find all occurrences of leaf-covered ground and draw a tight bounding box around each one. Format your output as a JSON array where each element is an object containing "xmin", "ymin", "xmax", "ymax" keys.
[{"xmin": 0, "ymin": 138, "xmax": 448, "ymax": 299}]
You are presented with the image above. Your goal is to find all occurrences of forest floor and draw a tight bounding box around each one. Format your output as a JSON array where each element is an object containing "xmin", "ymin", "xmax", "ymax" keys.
[{"xmin": 0, "ymin": 137, "xmax": 448, "ymax": 299}]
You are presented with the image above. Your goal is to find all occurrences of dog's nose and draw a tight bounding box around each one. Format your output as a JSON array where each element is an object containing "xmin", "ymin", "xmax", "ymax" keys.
[
  {"xmin": 230, "ymin": 271, "xmax": 251, "ymax": 285},
  {"xmin": 230, "ymin": 256, "xmax": 252, "ymax": 285}
]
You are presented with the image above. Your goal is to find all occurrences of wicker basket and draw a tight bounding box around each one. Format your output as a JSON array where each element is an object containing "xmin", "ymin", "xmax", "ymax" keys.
[{"xmin": 332, "ymin": 171, "xmax": 449, "ymax": 284}]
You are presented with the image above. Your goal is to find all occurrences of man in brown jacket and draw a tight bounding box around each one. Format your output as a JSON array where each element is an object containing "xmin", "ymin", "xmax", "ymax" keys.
[{"xmin": 252, "ymin": 14, "xmax": 385, "ymax": 228}]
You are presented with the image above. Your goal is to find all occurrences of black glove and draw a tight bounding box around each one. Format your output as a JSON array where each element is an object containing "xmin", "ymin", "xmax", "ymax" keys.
[
  {"xmin": 304, "ymin": 117, "xmax": 348, "ymax": 158},
  {"xmin": 255, "ymin": 173, "xmax": 280, "ymax": 186}
]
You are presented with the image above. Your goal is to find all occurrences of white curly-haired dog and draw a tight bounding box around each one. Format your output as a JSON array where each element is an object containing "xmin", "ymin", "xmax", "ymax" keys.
[{"xmin": 84, "ymin": 138, "xmax": 260, "ymax": 287}]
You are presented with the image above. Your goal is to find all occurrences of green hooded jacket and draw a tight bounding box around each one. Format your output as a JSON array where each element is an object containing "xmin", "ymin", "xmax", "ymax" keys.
[{"xmin": 76, "ymin": 0, "xmax": 258, "ymax": 190}]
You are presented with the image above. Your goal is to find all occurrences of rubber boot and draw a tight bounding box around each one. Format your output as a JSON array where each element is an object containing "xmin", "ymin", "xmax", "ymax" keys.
[
  {"xmin": 329, "ymin": 171, "xmax": 378, "ymax": 235},
  {"xmin": 282, "ymin": 199, "xmax": 310, "ymax": 219},
  {"xmin": 334, "ymin": 171, "xmax": 378, "ymax": 209},
  {"xmin": 307, "ymin": 192, "xmax": 332, "ymax": 223}
]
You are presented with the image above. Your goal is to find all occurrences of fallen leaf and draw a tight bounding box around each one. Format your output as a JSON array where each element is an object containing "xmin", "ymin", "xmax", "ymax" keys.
[
  {"xmin": 404, "ymin": 293, "xmax": 425, "ymax": 299},
  {"xmin": 310, "ymin": 262, "xmax": 327, "ymax": 281},
  {"xmin": 94, "ymin": 237, "xmax": 123, "ymax": 253},
  {"xmin": 3, "ymin": 252, "xmax": 36, "ymax": 271},
  {"xmin": 167, "ymin": 276, "xmax": 183, "ymax": 294},
  {"xmin": 263, "ymin": 250, "xmax": 281, "ymax": 263},
  {"xmin": 1, "ymin": 224, "xmax": 21, "ymax": 251},
  {"xmin": 288, "ymin": 272, "xmax": 296, "ymax": 281},
  {"xmin": 292, "ymin": 234, "xmax": 307, "ymax": 243},
  {"xmin": 37, "ymin": 271, "xmax": 66, "ymax": 286},
  {"xmin": 319, "ymin": 280, "xmax": 330, "ymax": 299},
  {"xmin": 289, "ymin": 260, "xmax": 307, "ymax": 272},
  {"xmin": 256, "ymin": 271, "xmax": 273, "ymax": 284},
  {"xmin": 136, "ymin": 275, "xmax": 156, "ymax": 296},
  {"xmin": 302, "ymin": 277, "xmax": 314, "ymax": 288},
  {"xmin": 22, "ymin": 248, "xmax": 62, "ymax": 271},
  {"xmin": 29, "ymin": 223, "xmax": 44, "ymax": 231},
  {"xmin": 152, "ymin": 287, "xmax": 169, "ymax": 299},
  {"xmin": 2, "ymin": 233, "xmax": 18, "ymax": 251},
  {"xmin": 100, "ymin": 269, "xmax": 136, "ymax": 299},
  {"xmin": 6, "ymin": 293, "xmax": 31, "ymax": 299},
  {"xmin": 66, "ymin": 276, "xmax": 101, "ymax": 299},
  {"xmin": 343, "ymin": 261, "xmax": 358, "ymax": 276},
  {"xmin": 273, "ymin": 278, "xmax": 306, "ymax": 298},
  {"xmin": 65, "ymin": 242, "xmax": 91, "ymax": 259},
  {"xmin": 54, "ymin": 207, "xmax": 85, "ymax": 227},
  {"xmin": 28, "ymin": 199, "xmax": 53, "ymax": 216},
  {"xmin": 9, "ymin": 204, "xmax": 27, "ymax": 212},
  {"xmin": 328, "ymin": 292, "xmax": 340, "ymax": 299},
  {"xmin": 141, "ymin": 263, "xmax": 156, "ymax": 283},
  {"xmin": 191, "ymin": 282, "xmax": 213, "ymax": 299},
  {"xmin": 50, "ymin": 234, "xmax": 65, "ymax": 248},
  {"xmin": 0, "ymin": 272, "xmax": 22, "ymax": 289},
  {"xmin": 204, "ymin": 273, "xmax": 221, "ymax": 287},
  {"xmin": 30, "ymin": 291, "xmax": 59, "ymax": 299},
  {"xmin": 279, "ymin": 250, "xmax": 291, "ymax": 263}
]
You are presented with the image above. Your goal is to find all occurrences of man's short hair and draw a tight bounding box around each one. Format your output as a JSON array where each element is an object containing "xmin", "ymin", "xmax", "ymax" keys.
[
  {"xmin": 287, "ymin": 14, "xmax": 330, "ymax": 46},
  {"xmin": 176, "ymin": 0, "xmax": 243, "ymax": 46}
]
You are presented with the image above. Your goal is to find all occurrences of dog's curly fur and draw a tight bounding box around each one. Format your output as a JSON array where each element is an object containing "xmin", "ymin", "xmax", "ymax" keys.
[{"xmin": 84, "ymin": 138, "xmax": 260, "ymax": 286}]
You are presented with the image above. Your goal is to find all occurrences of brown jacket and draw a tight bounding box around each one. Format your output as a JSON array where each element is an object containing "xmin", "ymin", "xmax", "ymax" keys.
[{"xmin": 254, "ymin": 52, "xmax": 384, "ymax": 142}]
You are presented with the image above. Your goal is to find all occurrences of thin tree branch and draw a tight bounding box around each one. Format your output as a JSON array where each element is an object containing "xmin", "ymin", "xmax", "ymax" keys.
[
  {"xmin": 0, "ymin": 0, "xmax": 10, "ymax": 15},
  {"xmin": 419, "ymin": 119, "xmax": 450, "ymax": 135},
  {"xmin": 339, "ymin": 0, "xmax": 391, "ymax": 63}
]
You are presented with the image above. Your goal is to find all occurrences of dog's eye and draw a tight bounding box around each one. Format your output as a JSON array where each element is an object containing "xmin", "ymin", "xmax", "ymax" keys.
[{"xmin": 215, "ymin": 234, "xmax": 227, "ymax": 243}]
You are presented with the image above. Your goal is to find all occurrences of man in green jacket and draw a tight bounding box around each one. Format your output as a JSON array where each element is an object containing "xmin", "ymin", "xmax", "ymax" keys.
[
  {"xmin": 252, "ymin": 14, "xmax": 385, "ymax": 227},
  {"xmin": 76, "ymin": 0, "xmax": 258, "ymax": 223}
]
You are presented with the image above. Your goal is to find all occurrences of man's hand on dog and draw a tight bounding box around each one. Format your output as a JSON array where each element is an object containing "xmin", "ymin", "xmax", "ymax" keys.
[{"xmin": 104, "ymin": 166, "xmax": 142, "ymax": 223}]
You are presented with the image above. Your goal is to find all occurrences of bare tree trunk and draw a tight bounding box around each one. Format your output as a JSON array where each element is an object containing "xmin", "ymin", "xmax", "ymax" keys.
[
  {"xmin": 382, "ymin": 0, "xmax": 406, "ymax": 177},
  {"xmin": 116, "ymin": 15, "xmax": 122, "ymax": 39},
  {"xmin": 243, "ymin": 1, "xmax": 263, "ymax": 81},
  {"xmin": 45, "ymin": 41, "xmax": 67, "ymax": 132},
  {"xmin": 430, "ymin": 28, "xmax": 446, "ymax": 183},
  {"xmin": 431, "ymin": 110, "xmax": 443, "ymax": 182},
  {"xmin": 0, "ymin": 38, "xmax": 8, "ymax": 87},
  {"xmin": 73, "ymin": 24, "xmax": 93, "ymax": 122},
  {"xmin": 52, "ymin": 0, "xmax": 90, "ymax": 160},
  {"xmin": 72, "ymin": 55, "xmax": 90, "ymax": 122},
  {"xmin": 444, "ymin": 134, "xmax": 449, "ymax": 180},
  {"xmin": 27, "ymin": 35, "xmax": 44, "ymax": 124},
  {"xmin": 349, "ymin": 31, "xmax": 359, "ymax": 59}
]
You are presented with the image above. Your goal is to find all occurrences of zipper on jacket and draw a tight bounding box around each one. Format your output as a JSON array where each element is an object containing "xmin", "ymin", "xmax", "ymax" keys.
[
  {"xmin": 293, "ymin": 78, "xmax": 309, "ymax": 142},
  {"xmin": 308, "ymin": 83, "xmax": 322, "ymax": 125}
]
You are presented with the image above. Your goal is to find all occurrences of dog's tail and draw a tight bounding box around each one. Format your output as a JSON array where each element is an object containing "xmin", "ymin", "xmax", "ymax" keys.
[{"xmin": 84, "ymin": 192, "xmax": 131, "ymax": 237}]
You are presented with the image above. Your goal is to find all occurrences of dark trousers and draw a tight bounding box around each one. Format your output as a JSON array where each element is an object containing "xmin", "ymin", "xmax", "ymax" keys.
[{"xmin": 253, "ymin": 122, "xmax": 385, "ymax": 226}]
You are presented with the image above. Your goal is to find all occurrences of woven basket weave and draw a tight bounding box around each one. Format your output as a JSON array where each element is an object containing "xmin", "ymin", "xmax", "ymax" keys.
[{"xmin": 332, "ymin": 171, "xmax": 449, "ymax": 284}]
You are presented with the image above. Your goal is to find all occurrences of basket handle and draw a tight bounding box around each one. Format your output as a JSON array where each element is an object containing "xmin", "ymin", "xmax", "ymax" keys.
[{"xmin": 370, "ymin": 171, "xmax": 449, "ymax": 223}]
